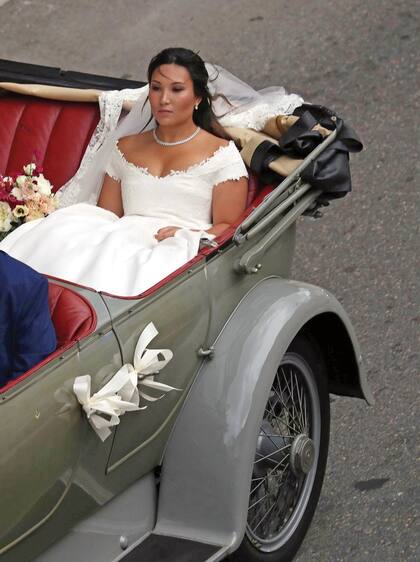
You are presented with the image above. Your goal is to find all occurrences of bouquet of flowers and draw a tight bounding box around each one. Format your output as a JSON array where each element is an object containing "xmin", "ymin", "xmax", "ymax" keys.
[{"xmin": 0, "ymin": 163, "xmax": 58, "ymax": 241}]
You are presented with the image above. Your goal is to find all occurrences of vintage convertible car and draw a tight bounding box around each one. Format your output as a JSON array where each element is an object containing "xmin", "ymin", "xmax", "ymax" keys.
[{"xmin": 0, "ymin": 60, "xmax": 373, "ymax": 562}]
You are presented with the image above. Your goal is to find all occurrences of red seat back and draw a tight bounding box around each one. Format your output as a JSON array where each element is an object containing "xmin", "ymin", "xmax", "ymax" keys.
[
  {"xmin": 246, "ymin": 171, "xmax": 261, "ymax": 206},
  {"xmin": 48, "ymin": 283, "xmax": 97, "ymax": 348},
  {"xmin": 0, "ymin": 283, "xmax": 97, "ymax": 393},
  {"xmin": 0, "ymin": 94, "xmax": 266, "ymax": 204},
  {"xmin": 0, "ymin": 95, "xmax": 99, "ymax": 191}
]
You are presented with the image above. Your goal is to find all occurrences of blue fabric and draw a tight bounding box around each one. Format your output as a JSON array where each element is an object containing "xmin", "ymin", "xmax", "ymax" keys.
[{"xmin": 0, "ymin": 251, "xmax": 56, "ymax": 386}]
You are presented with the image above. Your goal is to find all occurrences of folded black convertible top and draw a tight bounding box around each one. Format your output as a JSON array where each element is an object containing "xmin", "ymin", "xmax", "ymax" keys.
[{"xmin": 0, "ymin": 59, "xmax": 144, "ymax": 90}]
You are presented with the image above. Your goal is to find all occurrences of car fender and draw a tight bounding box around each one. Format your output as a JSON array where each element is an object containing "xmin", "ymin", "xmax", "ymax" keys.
[{"xmin": 155, "ymin": 277, "xmax": 373, "ymax": 552}]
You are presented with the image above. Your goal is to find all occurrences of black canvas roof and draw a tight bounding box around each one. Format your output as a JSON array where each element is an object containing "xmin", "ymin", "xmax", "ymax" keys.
[{"xmin": 0, "ymin": 59, "xmax": 144, "ymax": 90}]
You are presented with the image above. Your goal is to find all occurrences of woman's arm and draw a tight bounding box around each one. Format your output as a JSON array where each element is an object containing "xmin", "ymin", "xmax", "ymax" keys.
[
  {"xmin": 207, "ymin": 176, "xmax": 248, "ymax": 236},
  {"xmin": 97, "ymin": 174, "xmax": 124, "ymax": 217},
  {"xmin": 154, "ymin": 177, "xmax": 248, "ymax": 241}
]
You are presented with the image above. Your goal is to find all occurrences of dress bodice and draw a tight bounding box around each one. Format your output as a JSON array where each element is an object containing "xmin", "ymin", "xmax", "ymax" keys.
[{"xmin": 105, "ymin": 141, "xmax": 248, "ymax": 230}]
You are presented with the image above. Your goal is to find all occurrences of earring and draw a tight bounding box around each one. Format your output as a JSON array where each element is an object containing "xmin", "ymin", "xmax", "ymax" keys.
[{"xmin": 194, "ymin": 103, "xmax": 199, "ymax": 110}]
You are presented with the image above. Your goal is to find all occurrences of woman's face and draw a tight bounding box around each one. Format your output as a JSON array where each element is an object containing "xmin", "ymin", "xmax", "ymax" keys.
[{"xmin": 149, "ymin": 64, "xmax": 201, "ymax": 127}]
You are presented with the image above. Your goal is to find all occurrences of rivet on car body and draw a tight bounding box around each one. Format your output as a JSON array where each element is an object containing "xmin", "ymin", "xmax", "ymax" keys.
[
  {"xmin": 198, "ymin": 346, "xmax": 215, "ymax": 358},
  {"xmin": 119, "ymin": 535, "xmax": 128, "ymax": 550},
  {"xmin": 250, "ymin": 263, "xmax": 262, "ymax": 274}
]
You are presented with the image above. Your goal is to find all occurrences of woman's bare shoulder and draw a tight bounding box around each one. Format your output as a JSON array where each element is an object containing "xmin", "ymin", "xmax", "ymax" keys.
[
  {"xmin": 198, "ymin": 130, "xmax": 230, "ymax": 154},
  {"xmin": 117, "ymin": 132, "xmax": 153, "ymax": 155}
]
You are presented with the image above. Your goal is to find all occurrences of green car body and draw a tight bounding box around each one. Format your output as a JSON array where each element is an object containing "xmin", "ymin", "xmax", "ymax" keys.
[{"xmin": 0, "ymin": 61, "xmax": 372, "ymax": 562}]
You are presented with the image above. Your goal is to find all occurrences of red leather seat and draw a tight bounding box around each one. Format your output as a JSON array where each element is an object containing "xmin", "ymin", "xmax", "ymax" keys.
[
  {"xmin": 0, "ymin": 95, "xmax": 99, "ymax": 191},
  {"xmin": 0, "ymin": 94, "xmax": 265, "ymax": 202},
  {"xmin": 246, "ymin": 171, "xmax": 260, "ymax": 206},
  {"xmin": 0, "ymin": 92, "xmax": 268, "ymax": 384},
  {"xmin": 0, "ymin": 283, "xmax": 97, "ymax": 393},
  {"xmin": 48, "ymin": 283, "xmax": 97, "ymax": 348}
]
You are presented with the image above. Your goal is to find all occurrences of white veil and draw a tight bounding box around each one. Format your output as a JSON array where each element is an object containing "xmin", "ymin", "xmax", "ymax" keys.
[{"xmin": 58, "ymin": 64, "xmax": 303, "ymax": 207}]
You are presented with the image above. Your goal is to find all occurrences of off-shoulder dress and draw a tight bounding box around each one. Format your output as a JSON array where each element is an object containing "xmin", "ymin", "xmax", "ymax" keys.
[{"xmin": 0, "ymin": 141, "xmax": 248, "ymax": 296}]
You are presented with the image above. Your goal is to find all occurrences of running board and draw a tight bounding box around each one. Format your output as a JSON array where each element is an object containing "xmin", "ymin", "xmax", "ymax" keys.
[{"xmin": 119, "ymin": 534, "xmax": 227, "ymax": 561}]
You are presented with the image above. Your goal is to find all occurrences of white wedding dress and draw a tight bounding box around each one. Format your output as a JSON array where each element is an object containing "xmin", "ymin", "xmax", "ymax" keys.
[
  {"xmin": 0, "ymin": 141, "xmax": 248, "ymax": 297},
  {"xmin": 0, "ymin": 65, "xmax": 304, "ymax": 297}
]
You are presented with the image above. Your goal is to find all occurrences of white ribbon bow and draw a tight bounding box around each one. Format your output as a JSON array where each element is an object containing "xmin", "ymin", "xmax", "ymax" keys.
[
  {"xmin": 73, "ymin": 322, "xmax": 177, "ymax": 442},
  {"xmin": 73, "ymin": 367, "xmax": 141, "ymax": 442},
  {"xmin": 133, "ymin": 322, "xmax": 178, "ymax": 401}
]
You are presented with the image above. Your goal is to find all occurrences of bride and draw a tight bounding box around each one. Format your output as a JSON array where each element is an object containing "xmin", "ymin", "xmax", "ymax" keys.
[{"xmin": 0, "ymin": 48, "xmax": 303, "ymax": 296}]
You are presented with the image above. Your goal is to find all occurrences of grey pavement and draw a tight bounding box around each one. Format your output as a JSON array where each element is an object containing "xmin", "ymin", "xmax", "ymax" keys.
[{"xmin": 0, "ymin": 0, "xmax": 418, "ymax": 561}]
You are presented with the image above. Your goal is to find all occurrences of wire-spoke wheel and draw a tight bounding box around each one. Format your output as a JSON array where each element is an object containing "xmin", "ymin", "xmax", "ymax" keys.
[{"xmin": 230, "ymin": 335, "xmax": 330, "ymax": 562}]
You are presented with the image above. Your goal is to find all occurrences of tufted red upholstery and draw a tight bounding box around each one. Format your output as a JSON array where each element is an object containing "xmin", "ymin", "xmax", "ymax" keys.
[
  {"xmin": 0, "ymin": 94, "xmax": 266, "ymax": 204},
  {"xmin": 48, "ymin": 283, "xmax": 97, "ymax": 348},
  {"xmin": 0, "ymin": 91, "xmax": 271, "ymax": 381},
  {"xmin": 0, "ymin": 95, "xmax": 99, "ymax": 191}
]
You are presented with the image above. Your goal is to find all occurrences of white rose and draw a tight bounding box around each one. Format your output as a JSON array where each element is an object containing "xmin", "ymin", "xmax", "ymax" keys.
[
  {"xmin": 0, "ymin": 201, "xmax": 13, "ymax": 232},
  {"xmin": 35, "ymin": 174, "xmax": 52, "ymax": 196},
  {"xmin": 23, "ymin": 163, "xmax": 36, "ymax": 176},
  {"xmin": 16, "ymin": 175, "xmax": 27, "ymax": 188},
  {"xmin": 11, "ymin": 186, "xmax": 23, "ymax": 200}
]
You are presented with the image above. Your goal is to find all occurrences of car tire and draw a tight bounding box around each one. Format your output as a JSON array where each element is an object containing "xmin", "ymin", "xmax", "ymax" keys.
[{"xmin": 229, "ymin": 334, "xmax": 330, "ymax": 562}]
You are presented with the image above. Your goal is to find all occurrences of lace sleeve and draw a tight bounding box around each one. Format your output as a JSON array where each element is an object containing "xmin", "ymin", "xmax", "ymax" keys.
[
  {"xmin": 204, "ymin": 141, "xmax": 248, "ymax": 187},
  {"xmin": 105, "ymin": 143, "xmax": 124, "ymax": 181}
]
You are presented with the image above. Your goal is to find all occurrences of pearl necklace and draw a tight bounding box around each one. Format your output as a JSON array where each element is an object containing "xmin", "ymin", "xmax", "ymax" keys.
[{"xmin": 153, "ymin": 126, "xmax": 201, "ymax": 147}]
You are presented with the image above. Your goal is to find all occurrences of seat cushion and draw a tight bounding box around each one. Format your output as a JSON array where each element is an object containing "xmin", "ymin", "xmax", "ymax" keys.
[
  {"xmin": 0, "ymin": 95, "xmax": 100, "ymax": 191},
  {"xmin": 48, "ymin": 283, "xmax": 97, "ymax": 348}
]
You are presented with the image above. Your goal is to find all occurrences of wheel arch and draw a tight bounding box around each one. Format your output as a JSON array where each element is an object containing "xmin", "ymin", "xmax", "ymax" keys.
[
  {"xmin": 154, "ymin": 277, "xmax": 373, "ymax": 553},
  {"xmin": 295, "ymin": 311, "xmax": 374, "ymax": 404}
]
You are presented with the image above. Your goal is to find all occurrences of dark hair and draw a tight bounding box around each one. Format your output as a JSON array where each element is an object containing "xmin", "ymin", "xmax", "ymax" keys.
[{"xmin": 146, "ymin": 47, "xmax": 230, "ymax": 140}]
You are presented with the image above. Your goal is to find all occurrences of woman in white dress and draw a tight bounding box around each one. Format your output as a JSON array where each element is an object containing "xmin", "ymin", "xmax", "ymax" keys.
[{"xmin": 0, "ymin": 48, "xmax": 249, "ymax": 296}]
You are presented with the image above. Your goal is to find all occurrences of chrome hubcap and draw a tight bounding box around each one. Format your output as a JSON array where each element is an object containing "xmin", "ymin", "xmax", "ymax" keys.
[{"xmin": 290, "ymin": 434, "xmax": 315, "ymax": 476}]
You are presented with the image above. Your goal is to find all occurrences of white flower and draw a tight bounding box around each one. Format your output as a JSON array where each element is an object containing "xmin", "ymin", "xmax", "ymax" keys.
[
  {"xmin": 11, "ymin": 186, "xmax": 23, "ymax": 200},
  {"xmin": 12, "ymin": 204, "xmax": 29, "ymax": 219},
  {"xmin": 16, "ymin": 175, "xmax": 27, "ymax": 188},
  {"xmin": 35, "ymin": 174, "xmax": 52, "ymax": 196},
  {"xmin": 23, "ymin": 163, "xmax": 36, "ymax": 176},
  {"xmin": 0, "ymin": 202, "xmax": 13, "ymax": 232}
]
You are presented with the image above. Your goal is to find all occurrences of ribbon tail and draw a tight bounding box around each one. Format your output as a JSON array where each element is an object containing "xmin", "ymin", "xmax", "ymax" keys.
[
  {"xmin": 139, "ymin": 390, "xmax": 165, "ymax": 402},
  {"xmin": 133, "ymin": 323, "xmax": 173, "ymax": 375},
  {"xmin": 135, "ymin": 348, "xmax": 173, "ymax": 375},
  {"xmin": 90, "ymin": 421, "xmax": 111, "ymax": 442},
  {"xmin": 133, "ymin": 322, "xmax": 159, "ymax": 367},
  {"xmin": 88, "ymin": 411, "xmax": 120, "ymax": 442},
  {"xmin": 139, "ymin": 377, "xmax": 181, "ymax": 392},
  {"xmin": 94, "ymin": 364, "xmax": 136, "ymax": 399},
  {"xmin": 73, "ymin": 374, "xmax": 92, "ymax": 406}
]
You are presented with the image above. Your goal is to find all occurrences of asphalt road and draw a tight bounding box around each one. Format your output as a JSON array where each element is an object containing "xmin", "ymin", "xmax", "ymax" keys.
[{"xmin": 1, "ymin": 0, "xmax": 418, "ymax": 561}]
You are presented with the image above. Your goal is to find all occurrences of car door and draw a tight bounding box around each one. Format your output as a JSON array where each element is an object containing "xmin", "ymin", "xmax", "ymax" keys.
[
  {"xmin": 102, "ymin": 263, "xmax": 210, "ymax": 475},
  {"xmin": 0, "ymin": 316, "xmax": 121, "ymax": 559}
]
